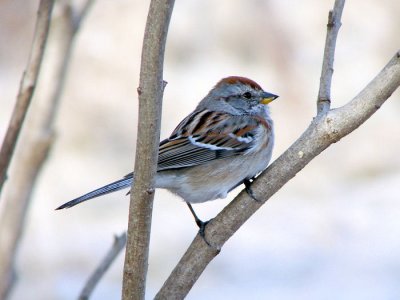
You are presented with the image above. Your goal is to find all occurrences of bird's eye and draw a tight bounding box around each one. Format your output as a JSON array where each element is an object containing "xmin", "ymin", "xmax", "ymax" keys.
[{"xmin": 242, "ymin": 92, "xmax": 252, "ymax": 99}]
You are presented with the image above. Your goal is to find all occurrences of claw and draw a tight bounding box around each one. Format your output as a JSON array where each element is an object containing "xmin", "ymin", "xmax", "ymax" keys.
[
  {"xmin": 244, "ymin": 178, "xmax": 261, "ymax": 203},
  {"xmin": 197, "ymin": 220, "xmax": 212, "ymax": 246},
  {"xmin": 186, "ymin": 203, "xmax": 212, "ymax": 247}
]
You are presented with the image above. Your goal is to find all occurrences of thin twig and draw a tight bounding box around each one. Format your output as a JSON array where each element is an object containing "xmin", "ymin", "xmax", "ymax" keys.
[
  {"xmin": 121, "ymin": 1, "xmax": 175, "ymax": 299},
  {"xmin": 0, "ymin": 0, "xmax": 55, "ymax": 195},
  {"xmin": 317, "ymin": 0, "xmax": 346, "ymax": 114},
  {"xmin": 72, "ymin": 0, "xmax": 95, "ymax": 33},
  {"xmin": 155, "ymin": 50, "xmax": 400, "ymax": 300},
  {"xmin": 0, "ymin": 1, "xmax": 94, "ymax": 298},
  {"xmin": 79, "ymin": 233, "xmax": 127, "ymax": 300}
]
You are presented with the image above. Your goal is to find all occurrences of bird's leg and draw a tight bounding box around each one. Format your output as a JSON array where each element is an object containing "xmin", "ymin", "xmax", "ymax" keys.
[
  {"xmin": 186, "ymin": 202, "xmax": 211, "ymax": 246},
  {"xmin": 243, "ymin": 178, "xmax": 261, "ymax": 203}
]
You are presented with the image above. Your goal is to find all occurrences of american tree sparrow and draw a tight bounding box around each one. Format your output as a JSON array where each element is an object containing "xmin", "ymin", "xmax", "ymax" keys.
[{"xmin": 57, "ymin": 76, "xmax": 278, "ymax": 232}]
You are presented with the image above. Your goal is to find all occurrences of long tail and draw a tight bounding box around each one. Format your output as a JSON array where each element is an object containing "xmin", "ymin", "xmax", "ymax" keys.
[{"xmin": 56, "ymin": 176, "xmax": 133, "ymax": 210}]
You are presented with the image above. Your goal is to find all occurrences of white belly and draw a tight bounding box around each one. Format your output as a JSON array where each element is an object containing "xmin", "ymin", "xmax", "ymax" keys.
[{"xmin": 155, "ymin": 142, "xmax": 273, "ymax": 203}]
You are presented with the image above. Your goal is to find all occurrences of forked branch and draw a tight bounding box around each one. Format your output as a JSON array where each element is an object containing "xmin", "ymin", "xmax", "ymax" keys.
[
  {"xmin": 156, "ymin": 48, "xmax": 400, "ymax": 300},
  {"xmin": 155, "ymin": 0, "xmax": 399, "ymax": 296}
]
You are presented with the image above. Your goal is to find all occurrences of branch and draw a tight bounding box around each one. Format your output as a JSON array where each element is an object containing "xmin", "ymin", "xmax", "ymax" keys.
[
  {"xmin": 317, "ymin": 0, "xmax": 345, "ymax": 114},
  {"xmin": 0, "ymin": 0, "xmax": 54, "ymax": 195},
  {"xmin": 121, "ymin": 1, "xmax": 175, "ymax": 299},
  {"xmin": 155, "ymin": 54, "xmax": 400, "ymax": 300},
  {"xmin": 72, "ymin": 0, "xmax": 95, "ymax": 33},
  {"xmin": 79, "ymin": 233, "xmax": 127, "ymax": 300},
  {"xmin": 0, "ymin": 1, "xmax": 94, "ymax": 298}
]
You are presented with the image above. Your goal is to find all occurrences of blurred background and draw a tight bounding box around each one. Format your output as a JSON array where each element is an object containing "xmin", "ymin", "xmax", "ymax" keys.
[{"xmin": 1, "ymin": 0, "xmax": 400, "ymax": 299}]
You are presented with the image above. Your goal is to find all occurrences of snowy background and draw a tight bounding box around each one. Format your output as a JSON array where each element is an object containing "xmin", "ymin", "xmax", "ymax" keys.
[{"xmin": 1, "ymin": 0, "xmax": 400, "ymax": 299}]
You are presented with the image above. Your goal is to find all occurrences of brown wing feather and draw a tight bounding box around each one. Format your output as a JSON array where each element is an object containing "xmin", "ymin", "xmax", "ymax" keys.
[{"xmin": 156, "ymin": 110, "xmax": 261, "ymax": 170}]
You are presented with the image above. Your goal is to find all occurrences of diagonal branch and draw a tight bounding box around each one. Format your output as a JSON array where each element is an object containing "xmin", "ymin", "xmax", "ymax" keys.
[
  {"xmin": 155, "ymin": 41, "xmax": 400, "ymax": 300},
  {"xmin": 121, "ymin": 1, "xmax": 175, "ymax": 299},
  {"xmin": 0, "ymin": 1, "xmax": 95, "ymax": 298},
  {"xmin": 317, "ymin": 0, "xmax": 345, "ymax": 114},
  {"xmin": 79, "ymin": 233, "xmax": 127, "ymax": 300},
  {"xmin": 0, "ymin": 0, "xmax": 55, "ymax": 195}
]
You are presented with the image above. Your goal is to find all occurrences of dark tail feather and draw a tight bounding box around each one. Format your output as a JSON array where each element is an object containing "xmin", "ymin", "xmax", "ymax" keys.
[{"xmin": 56, "ymin": 176, "xmax": 133, "ymax": 210}]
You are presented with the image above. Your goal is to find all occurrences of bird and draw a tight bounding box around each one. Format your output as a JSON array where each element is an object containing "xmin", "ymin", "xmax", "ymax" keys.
[{"xmin": 56, "ymin": 76, "xmax": 278, "ymax": 234}]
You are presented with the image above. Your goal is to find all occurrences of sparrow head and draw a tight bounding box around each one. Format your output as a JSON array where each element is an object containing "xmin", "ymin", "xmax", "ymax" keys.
[{"xmin": 199, "ymin": 76, "xmax": 279, "ymax": 115}]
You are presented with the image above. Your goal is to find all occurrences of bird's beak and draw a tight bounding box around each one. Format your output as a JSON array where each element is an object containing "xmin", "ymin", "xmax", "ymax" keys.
[{"xmin": 260, "ymin": 91, "xmax": 279, "ymax": 105}]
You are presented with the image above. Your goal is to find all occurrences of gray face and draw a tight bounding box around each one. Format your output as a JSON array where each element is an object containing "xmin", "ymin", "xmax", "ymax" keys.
[
  {"xmin": 200, "ymin": 82, "xmax": 270, "ymax": 115},
  {"xmin": 222, "ymin": 87, "xmax": 266, "ymax": 114}
]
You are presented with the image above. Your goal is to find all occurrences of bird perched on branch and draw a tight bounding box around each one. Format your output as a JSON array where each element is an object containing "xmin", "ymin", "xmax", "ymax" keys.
[{"xmin": 57, "ymin": 76, "xmax": 278, "ymax": 234}]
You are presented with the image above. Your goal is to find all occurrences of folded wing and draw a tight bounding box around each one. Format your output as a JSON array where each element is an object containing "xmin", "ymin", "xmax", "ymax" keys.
[{"xmin": 157, "ymin": 109, "xmax": 260, "ymax": 171}]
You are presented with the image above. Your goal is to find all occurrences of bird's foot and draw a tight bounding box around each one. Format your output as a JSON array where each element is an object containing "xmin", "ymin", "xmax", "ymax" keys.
[
  {"xmin": 196, "ymin": 219, "xmax": 209, "ymax": 237},
  {"xmin": 244, "ymin": 178, "xmax": 261, "ymax": 203},
  {"xmin": 196, "ymin": 219, "xmax": 213, "ymax": 247},
  {"xmin": 186, "ymin": 202, "xmax": 214, "ymax": 247}
]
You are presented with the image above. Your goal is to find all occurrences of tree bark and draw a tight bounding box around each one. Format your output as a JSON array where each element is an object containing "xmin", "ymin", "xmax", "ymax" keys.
[
  {"xmin": 0, "ymin": 0, "xmax": 54, "ymax": 195},
  {"xmin": 121, "ymin": 1, "xmax": 175, "ymax": 299},
  {"xmin": 317, "ymin": 0, "xmax": 345, "ymax": 114},
  {"xmin": 0, "ymin": 2, "xmax": 93, "ymax": 298},
  {"xmin": 155, "ymin": 47, "xmax": 400, "ymax": 300}
]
